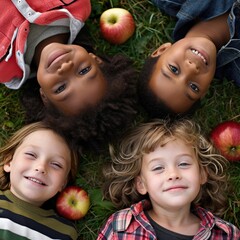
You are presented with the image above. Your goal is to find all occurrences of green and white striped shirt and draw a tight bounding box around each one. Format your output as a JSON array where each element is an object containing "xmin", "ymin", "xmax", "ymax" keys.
[{"xmin": 0, "ymin": 190, "xmax": 78, "ymax": 239}]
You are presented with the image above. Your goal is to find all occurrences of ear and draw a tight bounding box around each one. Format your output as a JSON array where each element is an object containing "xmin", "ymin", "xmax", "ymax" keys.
[
  {"xmin": 39, "ymin": 88, "xmax": 49, "ymax": 105},
  {"xmin": 89, "ymin": 53, "xmax": 103, "ymax": 65},
  {"xmin": 151, "ymin": 42, "xmax": 172, "ymax": 57},
  {"xmin": 3, "ymin": 156, "xmax": 13, "ymax": 173},
  {"xmin": 135, "ymin": 176, "xmax": 147, "ymax": 195}
]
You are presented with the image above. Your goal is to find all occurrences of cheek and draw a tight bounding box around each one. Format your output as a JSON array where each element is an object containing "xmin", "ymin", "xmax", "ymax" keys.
[
  {"xmin": 37, "ymin": 74, "xmax": 50, "ymax": 89},
  {"xmin": 57, "ymin": 171, "xmax": 69, "ymax": 186},
  {"xmin": 37, "ymin": 67, "xmax": 57, "ymax": 89}
]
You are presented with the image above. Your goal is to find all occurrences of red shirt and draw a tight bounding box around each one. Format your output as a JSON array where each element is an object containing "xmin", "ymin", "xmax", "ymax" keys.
[
  {"xmin": 97, "ymin": 200, "xmax": 240, "ymax": 240},
  {"xmin": 0, "ymin": 0, "xmax": 91, "ymax": 89}
]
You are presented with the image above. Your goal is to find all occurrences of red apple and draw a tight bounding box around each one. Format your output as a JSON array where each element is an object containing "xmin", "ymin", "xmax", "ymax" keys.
[
  {"xmin": 210, "ymin": 121, "xmax": 240, "ymax": 161},
  {"xmin": 56, "ymin": 186, "xmax": 90, "ymax": 220},
  {"xmin": 100, "ymin": 8, "xmax": 135, "ymax": 45}
]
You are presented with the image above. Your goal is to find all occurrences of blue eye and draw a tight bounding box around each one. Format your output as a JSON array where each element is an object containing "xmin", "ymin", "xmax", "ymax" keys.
[
  {"xmin": 55, "ymin": 84, "xmax": 66, "ymax": 94},
  {"xmin": 79, "ymin": 66, "xmax": 91, "ymax": 75},
  {"xmin": 169, "ymin": 64, "xmax": 179, "ymax": 74},
  {"xmin": 189, "ymin": 83, "xmax": 199, "ymax": 93},
  {"xmin": 152, "ymin": 166, "xmax": 164, "ymax": 172},
  {"xmin": 179, "ymin": 162, "xmax": 191, "ymax": 168}
]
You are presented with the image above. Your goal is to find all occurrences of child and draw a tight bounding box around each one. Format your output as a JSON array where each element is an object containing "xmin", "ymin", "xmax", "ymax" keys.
[
  {"xmin": 98, "ymin": 119, "xmax": 240, "ymax": 239},
  {"xmin": 0, "ymin": 121, "xmax": 80, "ymax": 239},
  {"xmin": 2, "ymin": 1, "xmax": 138, "ymax": 152},
  {"xmin": 138, "ymin": 0, "xmax": 239, "ymax": 118}
]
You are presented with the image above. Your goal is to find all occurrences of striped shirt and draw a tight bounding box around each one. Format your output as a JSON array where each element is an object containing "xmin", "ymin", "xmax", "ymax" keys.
[
  {"xmin": 0, "ymin": 190, "xmax": 78, "ymax": 239},
  {"xmin": 97, "ymin": 200, "xmax": 240, "ymax": 240}
]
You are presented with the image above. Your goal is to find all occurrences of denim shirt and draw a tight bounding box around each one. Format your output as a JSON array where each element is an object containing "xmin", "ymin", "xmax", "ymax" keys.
[{"xmin": 151, "ymin": 0, "xmax": 240, "ymax": 86}]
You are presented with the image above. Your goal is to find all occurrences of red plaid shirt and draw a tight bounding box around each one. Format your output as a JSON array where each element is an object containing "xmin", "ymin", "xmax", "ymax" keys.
[{"xmin": 97, "ymin": 200, "xmax": 240, "ymax": 240}]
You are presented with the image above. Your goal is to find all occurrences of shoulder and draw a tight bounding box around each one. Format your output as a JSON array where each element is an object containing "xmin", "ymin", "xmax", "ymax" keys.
[
  {"xmin": 103, "ymin": 207, "xmax": 134, "ymax": 232},
  {"xmin": 214, "ymin": 215, "xmax": 240, "ymax": 238},
  {"xmin": 196, "ymin": 206, "xmax": 240, "ymax": 238},
  {"xmin": 97, "ymin": 208, "xmax": 132, "ymax": 239},
  {"xmin": 99, "ymin": 201, "xmax": 149, "ymax": 232}
]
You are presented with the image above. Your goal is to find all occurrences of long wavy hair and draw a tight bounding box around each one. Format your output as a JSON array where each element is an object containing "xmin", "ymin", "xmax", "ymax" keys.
[
  {"xmin": 0, "ymin": 121, "xmax": 79, "ymax": 191},
  {"xmin": 103, "ymin": 118, "xmax": 230, "ymax": 217}
]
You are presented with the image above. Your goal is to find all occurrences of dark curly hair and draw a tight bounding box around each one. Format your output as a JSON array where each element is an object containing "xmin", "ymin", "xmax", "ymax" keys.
[
  {"xmin": 20, "ymin": 53, "xmax": 138, "ymax": 153},
  {"xmin": 138, "ymin": 56, "xmax": 201, "ymax": 119}
]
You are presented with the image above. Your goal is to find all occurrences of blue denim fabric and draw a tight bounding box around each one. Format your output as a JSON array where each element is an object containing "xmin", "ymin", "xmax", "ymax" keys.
[{"xmin": 151, "ymin": 0, "xmax": 240, "ymax": 86}]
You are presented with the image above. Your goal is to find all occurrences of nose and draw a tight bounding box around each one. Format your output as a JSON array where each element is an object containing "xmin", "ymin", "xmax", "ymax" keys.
[
  {"xmin": 185, "ymin": 58, "xmax": 200, "ymax": 73},
  {"xmin": 35, "ymin": 162, "xmax": 47, "ymax": 174},
  {"xmin": 167, "ymin": 168, "xmax": 181, "ymax": 181},
  {"xmin": 57, "ymin": 60, "xmax": 74, "ymax": 74}
]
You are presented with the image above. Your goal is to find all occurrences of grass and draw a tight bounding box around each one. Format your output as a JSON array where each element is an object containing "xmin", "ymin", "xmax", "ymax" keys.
[{"xmin": 0, "ymin": 0, "xmax": 239, "ymax": 239}]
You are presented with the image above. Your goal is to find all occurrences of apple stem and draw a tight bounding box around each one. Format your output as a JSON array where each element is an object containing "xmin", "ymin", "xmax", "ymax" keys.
[
  {"xmin": 108, "ymin": 16, "xmax": 117, "ymax": 24},
  {"xmin": 230, "ymin": 146, "xmax": 236, "ymax": 152}
]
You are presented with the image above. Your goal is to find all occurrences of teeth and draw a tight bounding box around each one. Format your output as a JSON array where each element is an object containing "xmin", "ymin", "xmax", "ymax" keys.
[
  {"xmin": 28, "ymin": 177, "xmax": 45, "ymax": 185},
  {"xmin": 191, "ymin": 49, "xmax": 207, "ymax": 64}
]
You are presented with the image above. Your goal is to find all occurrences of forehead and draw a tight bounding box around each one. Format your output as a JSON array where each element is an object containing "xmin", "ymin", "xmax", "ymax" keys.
[
  {"xmin": 143, "ymin": 132, "xmax": 196, "ymax": 151},
  {"xmin": 20, "ymin": 129, "xmax": 71, "ymax": 161},
  {"xmin": 143, "ymin": 137, "xmax": 197, "ymax": 160},
  {"xmin": 21, "ymin": 129, "xmax": 62, "ymax": 142},
  {"xmin": 19, "ymin": 129, "xmax": 70, "ymax": 155}
]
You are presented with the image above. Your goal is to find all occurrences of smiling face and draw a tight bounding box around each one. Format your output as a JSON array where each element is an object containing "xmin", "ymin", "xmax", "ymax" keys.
[
  {"xmin": 4, "ymin": 130, "xmax": 71, "ymax": 206},
  {"xmin": 149, "ymin": 37, "xmax": 217, "ymax": 113},
  {"xmin": 136, "ymin": 138, "xmax": 206, "ymax": 212},
  {"xmin": 37, "ymin": 43, "xmax": 107, "ymax": 115}
]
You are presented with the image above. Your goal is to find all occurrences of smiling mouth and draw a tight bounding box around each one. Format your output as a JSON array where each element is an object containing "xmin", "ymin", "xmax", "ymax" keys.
[
  {"xmin": 164, "ymin": 186, "xmax": 187, "ymax": 192},
  {"xmin": 26, "ymin": 177, "xmax": 46, "ymax": 186},
  {"xmin": 47, "ymin": 50, "xmax": 70, "ymax": 69},
  {"xmin": 191, "ymin": 49, "xmax": 208, "ymax": 65}
]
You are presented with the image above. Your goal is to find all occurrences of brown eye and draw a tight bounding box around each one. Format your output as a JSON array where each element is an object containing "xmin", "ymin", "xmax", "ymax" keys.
[
  {"xmin": 55, "ymin": 84, "xmax": 66, "ymax": 94},
  {"xmin": 169, "ymin": 64, "xmax": 179, "ymax": 74},
  {"xmin": 79, "ymin": 66, "xmax": 91, "ymax": 75},
  {"xmin": 189, "ymin": 83, "xmax": 199, "ymax": 93}
]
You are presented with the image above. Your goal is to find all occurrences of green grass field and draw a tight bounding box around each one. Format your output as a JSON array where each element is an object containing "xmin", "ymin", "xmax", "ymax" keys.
[{"xmin": 0, "ymin": 0, "xmax": 239, "ymax": 239}]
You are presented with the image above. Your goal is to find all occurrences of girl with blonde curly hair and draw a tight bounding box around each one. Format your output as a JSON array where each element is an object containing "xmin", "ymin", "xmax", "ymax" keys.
[{"xmin": 98, "ymin": 119, "xmax": 240, "ymax": 239}]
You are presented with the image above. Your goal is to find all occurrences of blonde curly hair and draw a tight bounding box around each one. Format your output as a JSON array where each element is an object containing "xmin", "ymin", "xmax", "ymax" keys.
[{"xmin": 103, "ymin": 118, "xmax": 230, "ymax": 217}]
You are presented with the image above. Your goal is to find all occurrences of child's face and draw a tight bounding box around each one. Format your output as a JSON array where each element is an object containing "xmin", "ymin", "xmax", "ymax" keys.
[
  {"xmin": 37, "ymin": 43, "xmax": 107, "ymax": 115},
  {"xmin": 4, "ymin": 130, "xmax": 72, "ymax": 206},
  {"xmin": 149, "ymin": 37, "xmax": 217, "ymax": 113},
  {"xmin": 136, "ymin": 138, "xmax": 206, "ymax": 211}
]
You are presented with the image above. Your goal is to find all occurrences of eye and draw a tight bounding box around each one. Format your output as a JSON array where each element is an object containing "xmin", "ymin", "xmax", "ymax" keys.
[
  {"xmin": 189, "ymin": 82, "xmax": 199, "ymax": 93},
  {"xmin": 79, "ymin": 66, "xmax": 91, "ymax": 75},
  {"xmin": 55, "ymin": 84, "xmax": 66, "ymax": 94},
  {"xmin": 25, "ymin": 152, "xmax": 36, "ymax": 159},
  {"xmin": 51, "ymin": 162, "xmax": 63, "ymax": 169},
  {"xmin": 169, "ymin": 64, "xmax": 179, "ymax": 75},
  {"xmin": 152, "ymin": 165, "xmax": 164, "ymax": 172},
  {"xmin": 178, "ymin": 162, "xmax": 191, "ymax": 168}
]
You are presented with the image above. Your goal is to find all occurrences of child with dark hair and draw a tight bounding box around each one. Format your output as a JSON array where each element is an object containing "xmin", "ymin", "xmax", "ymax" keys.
[
  {"xmin": 22, "ymin": 53, "xmax": 138, "ymax": 152},
  {"xmin": 1, "ymin": 1, "xmax": 138, "ymax": 152},
  {"xmin": 0, "ymin": 121, "xmax": 79, "ymax": 239},
  {"xmin": 138, "ymin": 0, "xmax": 239, "ymax": 118},
  {"xmin": 97, "ymin": 119, "xmax": 240, "ymax": 239}
]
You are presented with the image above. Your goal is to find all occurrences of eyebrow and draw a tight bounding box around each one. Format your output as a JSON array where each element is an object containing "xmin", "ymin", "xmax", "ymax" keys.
[
  {"xmin": 148, "ymin": 153, "xmax": 194, "ymax": 163},
  {"xmin": 161, "ymin": 69, "xmax": 195, "ymax": 102}
]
